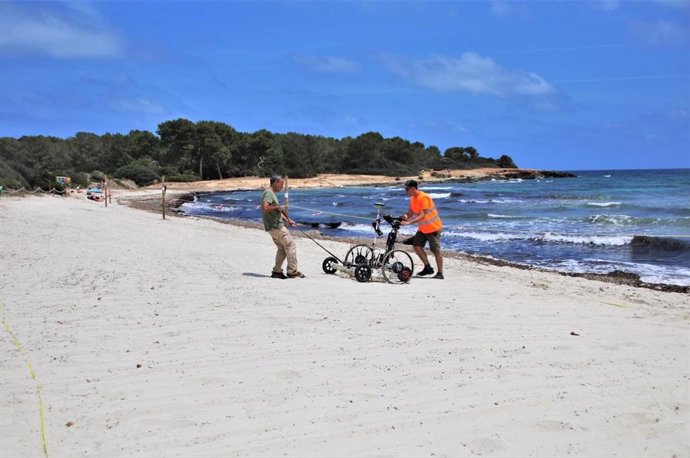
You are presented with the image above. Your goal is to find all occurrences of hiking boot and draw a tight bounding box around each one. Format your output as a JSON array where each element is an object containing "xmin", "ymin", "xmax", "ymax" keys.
[
  {"xmin": 271, "ymin": 271, "xmax": 288, "ymax": 279},
  {"xmin": 433, "ymin": 272, "xmax": 444, "ymax": 280},
  {"xmin": 287, "ymin": 271, "xmax": 306, "ymax": 278},
  {"xmin": 417, "ymin": 265, "xmax": 434, "ymax": 276}
]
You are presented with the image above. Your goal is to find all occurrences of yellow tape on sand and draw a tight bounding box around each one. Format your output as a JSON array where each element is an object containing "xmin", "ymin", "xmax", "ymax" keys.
[
  {"xmin": 1, "ymin": 303, "xmax": 49, "ymax": 458},
  {"xmin": 600, "ymin": 301, "xmax": 632, "ymax": 308}
]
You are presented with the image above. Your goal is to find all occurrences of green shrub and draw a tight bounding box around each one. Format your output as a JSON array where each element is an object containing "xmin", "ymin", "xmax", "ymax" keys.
[
  {"xmin": 0, "ymin": 177, "xmax": 23, "ymax": 189},
  {"xmin": 113, "ymin": 164, "xmax": 160, "ymax": 186},
  {"xmin": 158, "ymin": 166, "xmax": 179, "ymax": 178},
  {"xmin": 71, "ymin": 172, "xmax": 90, "ymax": 188},
  {"xmin": 497, "ymin": 155, "xmax": 517, "ymax": 168},
  {"xmin": 90, "ymin": 170, "xmax": 106, "ymax": 182},
  {"xmin": 113, "ymin": 178, "xmax": 138, "ymax": 189},
  {"xmin": 166, "ymin": 172, "xmax": 200, "ymax": 182}
]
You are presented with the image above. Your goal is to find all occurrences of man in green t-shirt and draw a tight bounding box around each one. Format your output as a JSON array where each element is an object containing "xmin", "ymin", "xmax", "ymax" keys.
[{"xmin": 261, "ymin": 175, "xmax": 304, "ymax": 279}]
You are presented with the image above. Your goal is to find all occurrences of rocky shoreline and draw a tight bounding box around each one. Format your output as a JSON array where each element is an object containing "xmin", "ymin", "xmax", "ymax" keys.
[{"xmin": 136, "ymin": 167, "xmax": 576, "ymax": 194}]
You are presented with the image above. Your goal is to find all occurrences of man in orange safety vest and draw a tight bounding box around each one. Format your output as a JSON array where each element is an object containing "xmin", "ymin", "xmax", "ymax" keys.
[{"xmin": 400, "ymin": 180, "xmax": 444, "ymax": 279}]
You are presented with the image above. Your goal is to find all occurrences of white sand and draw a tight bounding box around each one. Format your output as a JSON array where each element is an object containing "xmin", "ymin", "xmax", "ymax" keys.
[{"xmin": 1, "ymin": 195, "xmax": 688, "ymax": 457}]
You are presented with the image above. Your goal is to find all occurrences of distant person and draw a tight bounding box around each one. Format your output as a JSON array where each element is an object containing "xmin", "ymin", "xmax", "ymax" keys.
[
  {"xmin": 261, "ymin": 175, "xmax": 305, "ymax": 279},
  {"xmin": 400, "ymin": 180, "xmax": 444, "ymax": 279}
]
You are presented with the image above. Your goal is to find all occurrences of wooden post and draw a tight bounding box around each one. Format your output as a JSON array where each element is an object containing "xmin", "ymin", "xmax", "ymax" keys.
[
  {"xmin": 108, "ymin": 180, "xmax": 112, "ymax": 204},
  {"xmin": 104, "ymin": 178, "xmax": 108, "ymax": 207},
  {"xmin": 284, "ymin": 175, "xmax": 289, "ymax": 218},
  {"xmin": 162, "ymin": 176, "xmax": 167, "ymax": 220}
]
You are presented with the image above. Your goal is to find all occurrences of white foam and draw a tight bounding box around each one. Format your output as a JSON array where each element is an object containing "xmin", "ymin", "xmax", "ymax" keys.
[
  {"xmin": 444, "ymin": 231, "xmax": 527, "ymax": 242},
  {"xmin": 587, "ymin": 202, "xmax": 622, "ymax": 207},
  {"xmin": 459, "ymin": 199, "xmax": 490, "ymax": 204},
  {"xmin": 457, "ymin": 199, "xmax": 523, "ymax": 204},
  {"xmin": 339, "ymin": 223, "xmax": 415, "ymax": 236},
  {"xmin": 178, "ymin": 202, "xmax": 247, "ymax": 213},
  {"xmin": 541, "ymin": 233, "xmax": 633, "ymax": 246},
  {"xmin": 444, "ymin": 230, "xmax": 634, "ymax": 246},
  {"xmin": 488, "ymin": 214, "xmax": 520, "ymax": 219},
  {"xmin": 428, "ymin": 192, "xmax": 451, "ymax": 199},
  {"xmin": 587, "ymin": 214, "xmax": 634, "ymax": 226},
  {"xmin": 338, "ymin": 223, "xmax": 372, "ymax": 233}
]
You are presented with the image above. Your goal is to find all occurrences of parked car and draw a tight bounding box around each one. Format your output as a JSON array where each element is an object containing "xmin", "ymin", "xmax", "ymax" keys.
[{"xmin": 86, "ymin": 187, "xmax": 104, "ymax": 201}]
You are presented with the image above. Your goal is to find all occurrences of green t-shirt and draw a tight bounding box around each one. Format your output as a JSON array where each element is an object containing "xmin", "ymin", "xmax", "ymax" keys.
[{"xmin": 262, "ymin": 188, "xmax": 283, "ymax": 231}]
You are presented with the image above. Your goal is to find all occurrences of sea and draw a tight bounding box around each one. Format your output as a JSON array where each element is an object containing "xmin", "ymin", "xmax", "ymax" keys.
[{"xmin": 179, "ymin": 169, "xmax": 690, "ymax": 286}]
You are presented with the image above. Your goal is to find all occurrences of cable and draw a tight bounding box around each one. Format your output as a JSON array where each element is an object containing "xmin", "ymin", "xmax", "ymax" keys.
[
  {"xmin": 288, "ymin": 204, "xmax": 379, "ymax": 222},
  {"xmin": 293, "ymin": 224, "xmax": 344, "ymax": 263},
  {"xmin": 1, "ymin": 302, "xmax": 49, "ymax": 458}
]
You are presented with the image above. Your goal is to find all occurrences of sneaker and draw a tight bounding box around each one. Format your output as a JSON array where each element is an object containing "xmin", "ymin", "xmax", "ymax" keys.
[
  {"xmin": 433, "ymin": 272, "xmax": 444, "ymax": 280},
  {"xmin": 271, "ymin": 271, "xmax": 288, "ymax": 279},
  {"xmin": 417, "ymin": 265, "xmax": 435, "ymax": 276},
  {"xmin": 287, "ymin": 271, "xmax": 306, "ymax": 278}
]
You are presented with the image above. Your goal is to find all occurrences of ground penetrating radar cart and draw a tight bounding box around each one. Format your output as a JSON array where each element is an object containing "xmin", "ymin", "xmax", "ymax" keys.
[{"xmin": 320, "ymin": 203, "xmax": 415, "ymax": 284}]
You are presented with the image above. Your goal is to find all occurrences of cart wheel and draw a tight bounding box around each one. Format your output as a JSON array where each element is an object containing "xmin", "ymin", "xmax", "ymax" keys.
[
  {"xmin": 354, "ymin": 265, "xmax": 372, "ymax": 283},
  {"xmin": 397, "ymin": 267, "xmax": 413, "ymax": 283},
  {"xmin": 322, "ymin": 257, "xmax": 338, "ymax": 274},
  {"xmin": 344, "ymin": 244, "xmax": 374, "ymax": 267},
  {"xmin": 381, "ymin": 250, "xmax": 414, "ymax": 284}
]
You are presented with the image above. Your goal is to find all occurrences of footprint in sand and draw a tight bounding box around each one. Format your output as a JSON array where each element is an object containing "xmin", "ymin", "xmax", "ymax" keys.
[
  {"xmin": 534, "ymin": 419, "xmax": 578, "ymax": 432},
  {"xmin": 468, "ymin": 436, "xmax": 503, "ymax": 454}
]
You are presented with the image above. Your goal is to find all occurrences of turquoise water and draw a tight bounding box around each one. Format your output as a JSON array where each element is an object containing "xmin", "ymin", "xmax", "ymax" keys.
[{"xmin": 180, "ymin": 169, "xmax": 690, "ymax": 286}]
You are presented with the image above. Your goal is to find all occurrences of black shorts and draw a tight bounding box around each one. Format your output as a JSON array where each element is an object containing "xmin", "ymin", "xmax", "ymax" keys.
[{"xmin": 412, "ymin": 230, "xmax": 441, "ymax": 252}]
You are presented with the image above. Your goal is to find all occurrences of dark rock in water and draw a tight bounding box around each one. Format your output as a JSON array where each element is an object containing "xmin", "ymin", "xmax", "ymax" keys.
[
  {"xmin": 607, "ymin": 270, "xmax": 642, "ymax": 282},
  {"xmin": 481, "ymin": 169, "xmax": 577, "ymax": 181},
  {"xmin": 298, "ymin": 221, "xmax": 342, "ymax": 229},
  {"xmin": 502, "ymin": 171, "xmax": 534, "ymax": 179},
  {"xmin": 540, "ymin": 170, "xmax": 577, "ymax": 178},
  {"xmin": 632, "ymin": 235, "xmax": 690, "ymax": 252}
]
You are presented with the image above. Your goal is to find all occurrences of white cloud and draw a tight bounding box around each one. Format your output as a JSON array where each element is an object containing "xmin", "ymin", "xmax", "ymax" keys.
[
  {"xmin": 0, "ymin": 3, "xmax": 123, "ymax": 58},
  {"xmin": 383, "ymin": 52, "xmax": 555, "ymax": 97},
  {"xmin": 294, "ymin": 55, "xmax": 361, "ymax": 74}
]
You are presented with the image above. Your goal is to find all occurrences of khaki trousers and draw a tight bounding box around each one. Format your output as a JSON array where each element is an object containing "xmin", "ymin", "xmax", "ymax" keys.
[{"xmin": 268, "ymin": 227, "xmax": 298, "ymax": 275}]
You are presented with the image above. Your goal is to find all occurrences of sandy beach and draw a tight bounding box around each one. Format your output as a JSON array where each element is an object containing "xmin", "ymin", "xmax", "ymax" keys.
[{"xmin": 1, "ymin": 193, "xmax": 688, "ymax": 457}]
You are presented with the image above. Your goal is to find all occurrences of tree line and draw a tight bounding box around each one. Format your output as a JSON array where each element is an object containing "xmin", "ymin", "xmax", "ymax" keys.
[{"xmin": 0, "ymin": 118, "xmax": 517, "ymax": 189}]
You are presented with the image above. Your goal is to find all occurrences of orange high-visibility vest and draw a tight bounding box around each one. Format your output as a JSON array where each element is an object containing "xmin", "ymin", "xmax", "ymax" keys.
[{"xmin": 410, "ymin": 191, "xmax": 442, "ymax": 234}]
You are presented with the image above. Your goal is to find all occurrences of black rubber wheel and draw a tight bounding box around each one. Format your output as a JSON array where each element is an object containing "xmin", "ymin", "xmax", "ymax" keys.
[
  {"xmin": 381, "ymin": 250, "xmax": 414, "ymax": 284},
  {"xmin": 398, "ymin": 267, "xmax": 413, "ymax": 283},
  {"xmin": 344, "ymin": 244, "xmax": 374, "ymax": 267},
  {"xmin": 354, "ymin": 265, "xmax": 372, "ymax": 283},
  {"xmin": 322, "ymin": 257, "xmax": 338, "ymax": 274}
]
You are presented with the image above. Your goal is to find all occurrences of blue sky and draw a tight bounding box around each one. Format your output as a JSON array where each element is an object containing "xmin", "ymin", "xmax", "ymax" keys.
[{"xmin": 1, "ymin": 0, "xmax": 689, "ymax": 170}]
